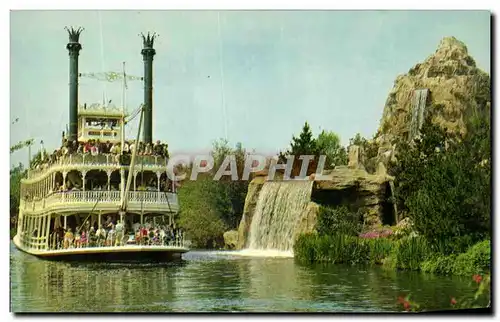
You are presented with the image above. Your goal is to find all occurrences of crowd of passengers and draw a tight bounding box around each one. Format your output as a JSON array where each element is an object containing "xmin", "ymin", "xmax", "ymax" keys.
[
  {"xmin": 24, "ymin": 176, "xmax": 174, "ymax": 202},
  {"xmin": 48, "ymin": 217, "xmax": 183, "ymax": 249},
  {"xmin": 31, "ymin": 136, "xmax": 169, "ymax": 170}
]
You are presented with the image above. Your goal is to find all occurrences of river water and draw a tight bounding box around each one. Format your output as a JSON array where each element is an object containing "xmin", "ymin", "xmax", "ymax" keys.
[{"xmin": 10, "ymin": 243, "xmax": 479, "ymax": 312}]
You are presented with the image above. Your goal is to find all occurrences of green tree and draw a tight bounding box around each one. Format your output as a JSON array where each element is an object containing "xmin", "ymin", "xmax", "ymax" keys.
[
  {"xmin": 10, "ymin": 163, "xmax": 26, "ymax": 237},
  {"xmin": 289, "ymin": 121, "xmax": 317, "ymax": 156},
  {"xmin": 391, "ymin": 112, "xmax": 491, "ymax": 254},
  {"xmin": 210, "ymin": 139, "xmax": 249, "ymax": 228},
  {"xmin": 279, "ymin": 122, "xmax": 319, "ymax": 177},
  {"xmin": 211, "ymin": 138, "xmax": 233, "ymax": 172},
  {"xmin": 316, "ymin": 130, "xmax": 348, "ymax": 169},
  {"xmin": 177, "ymin": 174, "xmax": 231, "ymax": 248},
  {"xmin": 349, "ymin": 133, "xmax": 379, "ymax": 159},
  {"xmin": 348, "ymin": 133, "xmax": 379, "ymax": 173}
]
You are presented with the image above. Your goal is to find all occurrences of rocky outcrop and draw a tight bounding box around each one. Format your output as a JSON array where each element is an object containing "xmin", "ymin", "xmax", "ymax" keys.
[
  {"xmin": 313, "ymin": 166, "xmax": 394, "ymax": 227},
  {"xmin": 293, "ymin": 201, "xmax": 319, "ymax": 240},
  {"xmin": 223, "ymin": 230, "xmax": 239, "ymax": 250},
  {"xmin": 236, "ymin": 176, "xmax": 266, "ymax": 249},
  {"xmin": 348, "ymin": 145, "xmax": 365, "ymax": 170},
  {"xmin": 236, "ymin": 166, "xmax": 395, "ymax": 250},
  {"xmin": 375, "ymin": 36, "xmax": 491, "ymax": 157}
]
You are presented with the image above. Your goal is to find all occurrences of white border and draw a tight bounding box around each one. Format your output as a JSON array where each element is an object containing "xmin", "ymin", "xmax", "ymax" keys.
[{"xmin": 3, "ymin": 1, "xmax": 498, "ymax": 321}]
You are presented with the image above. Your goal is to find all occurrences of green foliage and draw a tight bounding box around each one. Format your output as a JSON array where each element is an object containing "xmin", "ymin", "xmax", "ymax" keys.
[
  {"xmin": 391, "ymin": 112, "xmax": 491, "ymax": 255},
  {"xmin": 279, "ymin": 122, "xmax": 319, "ymax": 177},
  {"xmin": 10, "ymin": 163, "xmax": 27, "ymax": 238},
  {"xmin": 211, "ymin": 138, "xmax": 234, "ymax": 172},
  {"xmin": 177, "ymin": 140, "xmax": 249, "ymax": 247},
  {"xmin": 210, "ymin": 139, "xmax": 249, "ymax": 228},
  {"xmin": 348, "ymin": 133, "xmax": 379, "ymax": 173},
  {"xmin": 294, "ymin": 233, "xmax": 393, "ymax": 265},
  {"xmin": 177, "ymin": 175, "xmax": 230, "ymax": 249},
  {"xmin": 349, "ymin": 133, "xmax": 378, "ymax": 159},
  {"xmin": 279, "ymin": 122, "xmax": 350, "ymax": 176},
  {"xmin": 289, "ymin": 122, "xmax": 317, "ymax": 156},
  {"xmin": 293, "ymin": 233, "xmax": 318, "ymax": 263},
  {"xmin": 365, "ymin": 238, "xmax": 393, "ymax": 264},
  {"xmin": 316, "ymin": 205, "xmax": 362, "ymax": 236},
  {"xmin": 389, "ymin": 236, "xmax": 432, "ymax": 271},
  {"xmin": 452, "ymin": 240, "xmax": 491, "ymax": 276},
  {"xmin": 316, "ymin": 130, "xmax": 348, "ymax": 169},
  {"xmin": 420, "ymin": 254, "xmax": 457, "ymax": 275},
  {"xmin": 294, "ymin": 233, "xmax": 489, "ymax": 277},
  {"xmin": 10, "ymin": 138, "xmax": 34, "ymax": 154}
]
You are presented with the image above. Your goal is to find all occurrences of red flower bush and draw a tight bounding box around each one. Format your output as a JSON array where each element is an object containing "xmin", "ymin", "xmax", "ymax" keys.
[
  {"xmin": 397, "ymin": 274, "xmax": 490, "ymax": 312},
  {"xmin": 359, "ymin": 229, "xmax": 393, "ymax": 239}
]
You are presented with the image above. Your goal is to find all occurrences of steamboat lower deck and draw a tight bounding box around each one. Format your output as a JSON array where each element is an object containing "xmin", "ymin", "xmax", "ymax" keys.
[{"xmin": 13, "ymin": 235, "xmax": 189, "ymax": 262}]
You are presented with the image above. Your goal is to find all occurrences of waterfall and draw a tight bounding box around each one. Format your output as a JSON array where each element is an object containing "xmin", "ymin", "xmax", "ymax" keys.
[
  {"xmin": 246, "ymin": 181, "xmax": 313, "ymax": 252},
  {"xmin": 409, "ymin": 89, "xmax": 429, "ymax": 140}
]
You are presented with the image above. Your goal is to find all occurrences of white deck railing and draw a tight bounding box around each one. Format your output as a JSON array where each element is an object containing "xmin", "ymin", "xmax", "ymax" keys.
[
  {"xmin": 27, "ymin": 154, "xmax": 168, "ymax": 179},
  {"xmin": 25, "ymin": 190, "xmax": 178, "ymax": 212}
]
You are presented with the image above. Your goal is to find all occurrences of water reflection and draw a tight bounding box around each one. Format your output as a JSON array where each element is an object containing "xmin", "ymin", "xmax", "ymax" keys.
[{"xmin": 10, "ymin": 245, "xmax": 482, "ymax": 312}]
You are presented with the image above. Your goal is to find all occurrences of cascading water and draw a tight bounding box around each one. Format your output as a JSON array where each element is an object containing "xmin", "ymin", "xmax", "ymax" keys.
[
  {"xmin": 409, "ymin": 88, "xmax": 429, "ymax": 140},
  {"xmin": 246, "ymin": 181, "xmax": 313, "ymax": 253}
]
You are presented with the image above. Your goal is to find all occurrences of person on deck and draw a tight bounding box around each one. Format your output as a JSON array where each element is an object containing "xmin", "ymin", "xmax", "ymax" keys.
[
  {"xmin": 80, "ymin": 230, "xmax": 87, "ymax": 247},
  {"xmin": 106, "ymin": 224, "xmax": 115, "ymax": 247},
  {"xmin": 148, "ymin": 229, "xmax": 155, "ymax": 245},
  {"xmin": 140, "ymin": 226, "xmax": 149, "ymax": 245},
  {"xmin": 74, "ymin": 228, "xmax": 81, "ymax": 248},
  {"xmin": 135, "ymin": 229, "xmax": 141, "ymax": 244},
  {"xmin": 88, "ymin": 227, "xmax": 96, "ymax": 247},
  {"xmin": 96, "ymin": 225, "xmax": 107, "ymax": 247},
  {"xmin": 63, "ymin": 228, "xmax": 74, "ymax": 249},
  {"xmin": 123, "ymin": 141, "xmax": 130, "ymax": 154},
  {"xmin": 129, "ymin": 141, "xmax": 136, "ymax": 155},
  {"xmin": 160, "ymin": 228, "xmax": 166, "ymax": 245},
  {"xmin": 115, "ymin": 220, "xmax": 124, "ymax": 246}
]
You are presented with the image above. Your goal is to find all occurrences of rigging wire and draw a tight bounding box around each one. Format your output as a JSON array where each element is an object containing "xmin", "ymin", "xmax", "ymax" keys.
[
  {"xmin": 217, "ymin": 11, "xmax": 228, "ymax": 141},
  {"xmin": 97, "ymin": 10, "xmax": 107, "ymax": 104}
]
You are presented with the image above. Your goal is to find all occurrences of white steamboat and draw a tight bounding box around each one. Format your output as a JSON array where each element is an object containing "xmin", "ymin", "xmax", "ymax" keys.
[{"xmin": 13, "ymin": 27, "xmax": 189, "ymax": 261}]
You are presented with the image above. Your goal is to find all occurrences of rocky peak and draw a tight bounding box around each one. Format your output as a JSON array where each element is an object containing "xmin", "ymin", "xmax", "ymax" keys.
[
  {"xmin": 436, "ymin": 36, "xmax": 469, "ymax": 57},
  {"xmin": 374, "ymin": 36, "xmax": 490, "ymax": 155}
]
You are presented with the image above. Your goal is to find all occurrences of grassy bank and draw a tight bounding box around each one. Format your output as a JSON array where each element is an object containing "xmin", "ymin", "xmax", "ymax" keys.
[{"xmin": 293, "ymin": 233, "xmax": 490, "ymax": 276}]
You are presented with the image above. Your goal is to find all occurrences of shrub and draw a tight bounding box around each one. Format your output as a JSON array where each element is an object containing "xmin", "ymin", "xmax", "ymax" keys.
[
  {"xmin": 391, "ymin": 236, "xmax": 432, "ymax": 271},
  {"xmin": 391, "ymin": 112, "xmax": 491, "ymax": 255},
  {"xmin": 452, "ymin": 240, "xmax": 491, "ymax": 276},
  {"xmin": 421, "ymin": 254, "xmax": 457, "ymax": 275},
  {"xmin": 316, "ymin": 206, "xmax": 362, "ymax": 236},
  {"xmin": 365, "ymin": 238, "xmax": 394, "ymax": 264},
  {"xmin": 294, "ymin": 233, "xmax": 393, "ymax": 265},
  {"xmin": 293, "ymin": 233, "xmax": 318, "ymax": 263}
]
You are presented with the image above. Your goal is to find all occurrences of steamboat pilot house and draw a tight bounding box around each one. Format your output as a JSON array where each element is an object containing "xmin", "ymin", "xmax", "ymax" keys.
[{"xmin": 13, "ymin": 27, "xmax": 186, "ymax": 259}]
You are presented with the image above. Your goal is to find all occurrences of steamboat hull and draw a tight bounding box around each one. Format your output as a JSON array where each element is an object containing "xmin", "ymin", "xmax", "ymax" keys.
[{"xmin": 13, "ymin": 235, "xmax": 188, "ymax": 263}]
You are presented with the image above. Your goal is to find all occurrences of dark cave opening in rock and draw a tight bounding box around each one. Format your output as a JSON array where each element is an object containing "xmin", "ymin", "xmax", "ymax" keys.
[
  {"xmin": 311, "ymin": 185, "xmax": 360, "ymax": 212},
  {"xmin": 381, "ymin": 182, "xmax": 396, "ymax": 226}
]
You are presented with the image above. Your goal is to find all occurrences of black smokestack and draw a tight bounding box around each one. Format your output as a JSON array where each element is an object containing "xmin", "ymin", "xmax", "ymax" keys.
[
  {"xmin": 141, "ymin": 32, "xmax": 157, "ymax": 144},
  {"xmin": 65, "ymin": 26, "xmax": 84, "ymax": 142}
]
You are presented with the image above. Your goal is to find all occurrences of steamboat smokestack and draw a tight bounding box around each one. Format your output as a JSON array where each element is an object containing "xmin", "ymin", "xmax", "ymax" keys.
[
  {"xmin": 141, "ymin": 32, "xmax": 157, "ymax": 144},
  {"xmin": 65, "ymin": 26, "xmax": 84, "ymax": 142}
]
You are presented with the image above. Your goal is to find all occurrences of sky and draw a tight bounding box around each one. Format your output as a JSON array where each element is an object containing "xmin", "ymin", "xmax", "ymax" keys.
[{"xmin": 9, "ymin": 10, "xmax": 490, "ymax": 167}]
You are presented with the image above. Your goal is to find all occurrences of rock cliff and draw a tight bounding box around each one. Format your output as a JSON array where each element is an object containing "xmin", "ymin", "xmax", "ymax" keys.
[
  {"xmin": 375, "ymin": 36, "xmax": 490, "ymax": 153},
  {"xmin": 236, "ymin": 176, "xmax": 266, "ymax": 249},
  {"xmin": 312, "ymin": 166, "xmax": 395, "ymax": 227}
]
